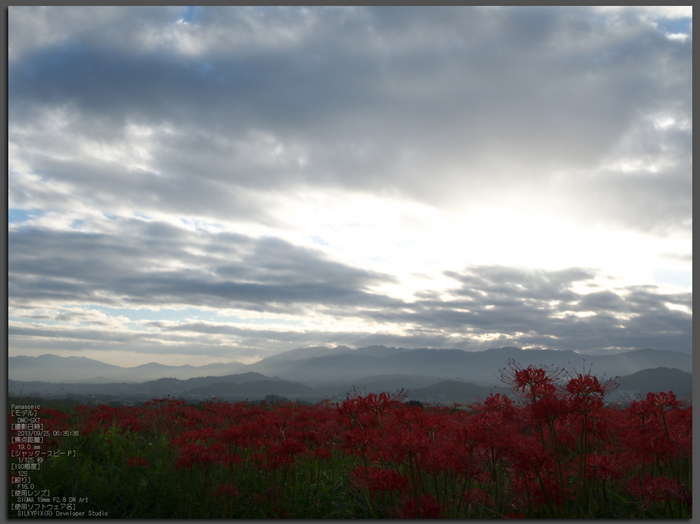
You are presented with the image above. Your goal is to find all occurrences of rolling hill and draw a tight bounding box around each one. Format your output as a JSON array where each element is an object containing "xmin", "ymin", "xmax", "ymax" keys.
[{"xmin": 9, "ymin": 346, "xmax": 691, "ymax": 405}]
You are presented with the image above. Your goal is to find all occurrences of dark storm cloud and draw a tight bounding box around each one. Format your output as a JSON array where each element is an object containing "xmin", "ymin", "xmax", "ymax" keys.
[
  {"xmin": 444, "ymin": 266, "xmax": 594, "ymax": 303},
  {"xmin": 576, "ymin": 290, "xmax": 625, "ymax": 309},
  {"xmin": 8, "ymin": 220, "xmax": 399, "ymax": 312},
  {"xmin": 9, "ymin": 6, "xmax": 691, "ymax": 234},
  {"xmin": 358, "ymin": 266, "xmax": 691, "ymax": 354},
  {"xmin": 9, "ymin": 219, "xmax": 691, "ymax": 355}
]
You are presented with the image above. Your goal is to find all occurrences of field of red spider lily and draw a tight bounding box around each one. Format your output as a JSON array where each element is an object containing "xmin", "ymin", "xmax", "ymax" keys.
[{"xmin": 8, "ymin": 361, "xmax": 692, "ymax": 518}]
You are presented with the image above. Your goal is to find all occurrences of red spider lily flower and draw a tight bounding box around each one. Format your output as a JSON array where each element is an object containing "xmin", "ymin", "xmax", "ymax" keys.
[
  {"xmin": 393, "ymin": 404, "xmax": 425, "ymax": 431},
  {"xmin": 566, "ymin": 374, "xmax": 604, "ymax": 397},
  {"xmin": 509, "ymin": 435, "xmax": 553, "ymax": 475},
  {"xmin": 664, "ymin": 407, "xmax": 692, "ymax": 455},
  {"xmin": 126, "ymin": 456, "xmax": 149, "ymax": 469},
  {"xmin": 217, "ymin": 483, "xmax": 239, "ymax": 498},
  {"xmin": 313, "ymin": 446, "xmax": 332, "ymax": 460},
  {"xmin": 339, "ymin": 388, "xmax": 408, "ymax": 424},
  {"xmin": 80, "ymin": 420, "xmax": 98, "ymax": 435},
  {"xmin": 585, "ymin": 453, "xmax": 624, "ymax": 480},
  {"xmin": 480, "ymin": 393, "xmax": 515, "ymax": 413},
  {"xmin": 565, "ymin": 368, "xmax": 617, "ymax": 398},
  {"xmin": 174, "ymin": 442, "xmax": 226, "ymax": 470},
  {"xmin": 626, "ymin": 399, "xmax": 656, "ymax": 426},
  {"xmin": 646, "ymin": 391, "xmax": 681, "ymax": 412},
  {"xmin": 420, "ymin": 440, "xmax": 457, "ymax": 476},
  {"xmin": 270, "ymin": 438, "xmax": 306, "ymax": 459},
  {"xmin": 89, "ymin": 404, "xmax": 120, "ymax": 424},
  {"xmin": 630, "ymin": 428, "xmax": 678, "ymax": 464},
  {"xmin": 342, "ymin": 425, "xmax": 378, "ymax": 456},
  {"xmin": 462, "ymin": 410, "xmax": 517, "ymax": 452},
  {"xmin": 118, "ymin": 416, "xmax": 143, "ymax": 432},
  {"xmin": 456, "ymin": 416, "xmax": 489, "ymax": 451},
  {"xmin": 381, "ymin": 428, "xmax": 431, "ymax": 464},
  {"xmin": 477, "ymin": 409, "xmax": 511, "ymax": 431},
  {"xmin": 499, "ymin": 360, "xmax": 564, "ymax": 402},
  {"xmin": 550, "ymin": 420, "xmax": 576, "ymax": 450},
  {"xmin": 172, "ymin": 427, "xmax": 217, "ymax": 446},
  {"xmin": 365, "ymin": 389, "xmax": 409, "ymax": 413},
  {"xmin": 218, "ymin": 426, "xmax": 250, "ymax": 448},
  {"xmin": 236, "ymin": 421, "xmax": 271, "ymax": 448},
  {"xmin": 568, "ymin": 394, "xmax": 604, "ymax": 415},
  {"xmin": 421, "ymin": 410, "xmax": 451, "ymax": 443},
  {"xmin": 175, "ymin": 443, "xmax": 207, "ymax": 470},
  {"xmin": 528, "ymin": 394, "xmax": 571, "ymax": 422}
]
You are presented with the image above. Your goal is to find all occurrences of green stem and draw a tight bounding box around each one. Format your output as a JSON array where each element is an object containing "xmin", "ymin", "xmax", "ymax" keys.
[{"xmin": 408, "ymin": 450, "xmax": 421, "ymax": 516}]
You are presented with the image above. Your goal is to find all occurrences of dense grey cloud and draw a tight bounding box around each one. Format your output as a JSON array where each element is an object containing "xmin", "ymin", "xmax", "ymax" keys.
[
  {"xmin": 9, "ymin": 6, "xmax": 691, "ymax": 232},
  {"xmin": 365, "ymin": 267, "xmax": 691, "ymax": 354},
  {"xmin": 9, "ymin": 220, "xmax": 397, "ymax": 312},
  {"xmin": 8, "ymin": 220, "xmax": 692, "ymax": 356},
  {"xmin": 8, "ymin": 7, "xmax": 691, "ymax": 365}
]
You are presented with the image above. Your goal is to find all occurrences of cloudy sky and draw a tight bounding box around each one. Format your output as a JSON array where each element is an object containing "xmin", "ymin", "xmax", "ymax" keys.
[{"xmin": 8, "ymin": 6, "xmax": 692, "ymax": 367}]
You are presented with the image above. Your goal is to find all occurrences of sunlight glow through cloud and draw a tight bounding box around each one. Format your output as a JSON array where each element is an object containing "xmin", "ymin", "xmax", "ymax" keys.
[{"xmin": 8, "ymin": 6, "xmax": 691, "ymax": 366}]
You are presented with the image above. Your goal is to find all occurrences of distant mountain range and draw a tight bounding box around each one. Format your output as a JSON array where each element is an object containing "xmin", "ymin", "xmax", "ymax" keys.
[
  {"xmin": 7, "ymin": 346, "xmax": 692, "ymax": 405},
  {"xmin": 7, "ymin": 353, "xmax": 248, "ymax": 384},
  {"xmin": 609, "ymin": 367, "xmax": 693, "ymax": 401},
  {"xmin": 8, "ymin": 367, "xmax": 690, "ymax": 406},
  {"xmin": 8, "ymin": 345, "xmax": 691, "ymax": 384}
]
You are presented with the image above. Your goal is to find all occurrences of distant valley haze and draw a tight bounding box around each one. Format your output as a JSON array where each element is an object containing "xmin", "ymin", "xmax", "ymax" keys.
[
  {"xmin": 8, "ymin": 345, "xmax": 692, "ymax": 384},
  {"xmin": 8, "ymin": 345, "xmax": 692, "ymax": 405},
  {"xmin": 8, "ymin": 7, "xmax": 691, "ymax": 373}
]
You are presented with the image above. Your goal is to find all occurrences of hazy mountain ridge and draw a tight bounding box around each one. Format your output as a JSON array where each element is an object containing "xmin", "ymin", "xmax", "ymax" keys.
[
  {"xmin": 406, "ymin": 380, "xmax": 508, "ymax": 403},
  {"xmin": 8, "ymin": 346, "xmax": 691, "ymax": 405},
  {"xmin": 9, "ymin": 367, "xmax": 690, "ymax": 406},
  {"xmin": 252, "ymin": 346, "xmax": 691, "ymax": 385},
  {"xmin": 8, "ymin": 354, "xmax": 247, "ymax": 383},
  {"xmin": 8, "ymin": 346, "xmax": 691, "ymax": 385},
  {"xmin": 609, "ymin": 367, "xmax": 693, "ymax": 401},
  {"xmin": 186, "ymin": 379, "xmax": 316, "ymax": 398}
]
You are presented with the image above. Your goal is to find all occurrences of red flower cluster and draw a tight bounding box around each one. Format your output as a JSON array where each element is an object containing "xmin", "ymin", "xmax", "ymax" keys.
[
  {"xmin": 126, "ymin": 456, "xmax": 149, "ymax": 469},
  {"xmin": 12, "ymin": 361, "xmax": 691, "ymax": 519}
]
